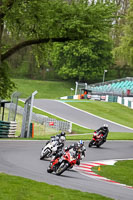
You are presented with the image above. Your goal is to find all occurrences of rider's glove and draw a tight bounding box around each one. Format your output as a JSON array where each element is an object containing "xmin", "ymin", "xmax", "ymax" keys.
[{"xmin": 64, "ymin": 147, "xmax": 68, "ymax": 152}]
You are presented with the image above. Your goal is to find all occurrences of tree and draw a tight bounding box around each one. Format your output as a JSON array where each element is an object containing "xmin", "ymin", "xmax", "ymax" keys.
[
  {"xmin": 0, "ymin": 0, "xmax": 117, "ymax": 98},
  {"xmin": 113, "ymin": 0, "xmax": 133, "ymax": 77},
  {"xmin": 111, "ymin": 0, "xmax": 129, "ymax": 47},
  {"xmin": 51, "ymin": 39, "xmax": 113, "ymax": 82},
  {"xmin": 50, "ymin": 1, "xmax": 116, "ymax": 82}
]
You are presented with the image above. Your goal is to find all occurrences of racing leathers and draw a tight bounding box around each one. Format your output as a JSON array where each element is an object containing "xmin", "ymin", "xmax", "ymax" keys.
[
  {"xmin": 64, "ymin": 142, "xmax": 86, "ymax": 165},
  {"xmin": 95, "ymin": 126, "xmax": 109, "ymax": 143}
]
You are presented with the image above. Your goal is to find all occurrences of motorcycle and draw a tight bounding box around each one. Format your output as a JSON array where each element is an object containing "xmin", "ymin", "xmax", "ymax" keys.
[
  {"xmin": 40, "ymin": 140, "xmax": 59, "ymax": 160},
  {"xmin": 47, "ymin": 149, "xmax": 81, "ymax": 175},
  {"xmin": 88, "ymin": 131, "xmax": 104, "ymax": 148}
]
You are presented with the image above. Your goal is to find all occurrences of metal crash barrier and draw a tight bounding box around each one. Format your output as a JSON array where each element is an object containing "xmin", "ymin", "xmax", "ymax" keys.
[{"xmin": 0, "ymin": 120, "xmax": 17, "ymax": 138}]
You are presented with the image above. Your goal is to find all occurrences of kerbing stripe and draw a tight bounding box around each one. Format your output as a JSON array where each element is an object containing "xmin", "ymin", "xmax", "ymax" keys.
[{"xmin": 74, "ymin": 159, "xmax": 133, "ymax": 189}]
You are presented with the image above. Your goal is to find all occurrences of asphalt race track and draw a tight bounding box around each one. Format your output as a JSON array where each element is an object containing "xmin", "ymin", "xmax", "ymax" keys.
[
  {"xmin": 0, "ymin": 140, "xmax": 133, "ymax": 200},
  {"xmin": 33, "ymin": 99, "xmax": 133, "ymax": 132},
  {"xmin": 1, "ymin": 99, "xmax": 133, "ymax": 200}
]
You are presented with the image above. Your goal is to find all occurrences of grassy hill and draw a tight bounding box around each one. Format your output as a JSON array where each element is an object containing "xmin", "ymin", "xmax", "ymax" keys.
[
  {"xmin": 67, "ymin": 101, "xmax": 133, "ymax": 129},
  {"xmin": 11, "ymin": 78, "xmax": 133, "ymax": 139},
  {"xmin": 13, "ymin": 78, "xmax": 75, "ymax": 99},
  {"xmin": 13, "ymin": 78, "xmax": 133, "ymax": 128}
]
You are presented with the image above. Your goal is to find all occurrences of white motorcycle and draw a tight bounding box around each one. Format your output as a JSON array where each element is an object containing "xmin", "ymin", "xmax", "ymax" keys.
[{"xmin": 40, "ymin": 140, "xmax": 58, "ymax": 160}]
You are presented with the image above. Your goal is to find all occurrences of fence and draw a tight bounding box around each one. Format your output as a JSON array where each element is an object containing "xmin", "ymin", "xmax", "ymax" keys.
[
  {"xmin": 32, "ymin": 113, "xmax": 72, "ymax": 132},
  {"xmin": 5, "ymin": 103, "xmax": 72, "ymax": 136},
  {"xmin": 8, "ymin": 91, "xmax": 21, "ymax": 121},
  {"xmin": 106, "ymin": 95, "xmax": 133, "ymax": 109}
]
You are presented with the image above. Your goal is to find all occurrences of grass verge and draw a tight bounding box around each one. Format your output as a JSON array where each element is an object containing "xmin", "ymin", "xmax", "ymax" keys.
[
  {"xmin": 18, "ymin": 100, "xmax": 133, "ymax": 140},
  {"xmin": 0, "ymin": 173, "xmax": 113, "ymax": 200},
  {"xmin": 67, "ymin": 101, "xmax": 133, "ymax": 129},
  {"xmin": 92, "ymin": 160, "xmax": 133, "ymax": 187},
  {"xmin": 65, "ymin": 132, "xmax": 133, "ymax": 140},
  {"xmin": 13, "ymin": 78, "xmax": 75, "ymax": 99}
]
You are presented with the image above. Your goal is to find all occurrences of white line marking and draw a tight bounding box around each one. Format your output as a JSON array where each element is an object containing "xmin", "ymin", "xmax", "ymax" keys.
[
  {"xmin": 19, "ymin": 99, "xmax": 133, "ymax": 131},
  {"xmin": 58, "ymin": 100, "xmax": 133, "ymax": 131}
]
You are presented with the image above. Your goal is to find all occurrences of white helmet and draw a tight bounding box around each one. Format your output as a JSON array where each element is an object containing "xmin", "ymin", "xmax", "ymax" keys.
[
  {"xmin": 59, "ymin": 136, "xmax": 65, "ymax": 143},
  {"xmin": 103, "ymin": 124, "xmax": 108, "ymax": 128}
]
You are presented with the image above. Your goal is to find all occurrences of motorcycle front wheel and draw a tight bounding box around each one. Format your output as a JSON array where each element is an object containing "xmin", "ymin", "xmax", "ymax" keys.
[
  {"xmin": 47, "ymin": 167, "xmax": 53, "ymax": 173},
  {"xmin": 55, "ymin": 161, "xmax": 69, "ymax": 176},
  {"xmin": 40, "ymin": 149, "xmax": 51, "ymax": 160},
  {"xmin": 96, "ymin": 140, "xmax": 103, "ymax": 148}
]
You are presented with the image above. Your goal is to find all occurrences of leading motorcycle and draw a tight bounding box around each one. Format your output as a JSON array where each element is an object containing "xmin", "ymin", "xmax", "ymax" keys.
[{"xmin": 47, "ymin": 149, "xmax": 81, "ymax": 175}]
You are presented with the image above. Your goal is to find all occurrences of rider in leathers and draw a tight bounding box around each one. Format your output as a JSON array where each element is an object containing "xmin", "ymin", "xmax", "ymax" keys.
[
  {"xmin": 46, "ymin": 131, "xmax": 66, "ymax": 145},
  {"xmin": 65, "ymin": 141, "xmax": 86, "ymax": 165},
  {"xmin": 50, "ymin": 135, "xmax": 66, "ymax": 160},
  {"xmin": 52, "ymin": 140, "xmax": 86, "ymax": 165},
  {"xmin": 95, "ymin": 124, "xmax": 109, "ymax": 144}
]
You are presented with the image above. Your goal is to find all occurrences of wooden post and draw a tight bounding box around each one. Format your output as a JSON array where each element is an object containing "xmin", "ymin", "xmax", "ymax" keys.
[{"xmin": 32, "ymin": 123, "xmax": 34, "ymax": 138}]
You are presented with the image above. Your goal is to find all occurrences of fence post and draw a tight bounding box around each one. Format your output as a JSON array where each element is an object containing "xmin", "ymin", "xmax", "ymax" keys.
[
  {"xmin": 21, "ymin": 90, "xmax": 38, "ymax": 138},
  {"xmin": 30, "ymin": 123, "xmax": 34, "ymax": 138},
  {"xmin": 8, "ymin": 91, "xmax": 21, "ymax": 121}
]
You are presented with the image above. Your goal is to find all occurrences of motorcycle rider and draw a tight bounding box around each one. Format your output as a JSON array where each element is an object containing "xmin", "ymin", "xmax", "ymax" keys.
[
  {"xmin": 48, "ymin": 140, "xmax": 86, "ymax": 174},
  {"xmin": 56, "ymin": 135, "xmax": 66, "ymax": 152},
  {"xmin": 95, "ymin": 124, "xmax": 109, "ymax": 143},
  {"xmin": 50, "ymin": 140, "xmax": 86, "ymax": 165},
  {"xmin": 46, "ymin": 131, "xmax": 66, "ymax": 145},
  {"xmin": 64, "ymin": 140, "xmax": 86, "ymax": 165},
  {"xmin": 50, "ymin": 135, "xmax": 66, "ymax": 160},
  {"xmin": 54, "ymin": 131, "xmax": 66, "ymax": 142}
]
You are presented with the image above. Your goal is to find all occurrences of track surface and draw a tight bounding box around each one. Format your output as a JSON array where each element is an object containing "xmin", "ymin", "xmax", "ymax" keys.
[
  {"xmin": 0, "ymin": 140, "xmax": 133, "ymax": 200},
  {"xmin": 33, "ymin": 99, "xmax": 133, "ymax": 132},
  {"xmin": 1, "ymin": 99, "xmax": 133, "ymax": 199}
]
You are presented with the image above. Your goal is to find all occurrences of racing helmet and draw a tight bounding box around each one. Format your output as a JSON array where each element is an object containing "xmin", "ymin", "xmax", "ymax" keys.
[
  {"xmin": 103, "ymin": 124, "xmax": 108, "ymax": 128},
  {"xmin": 60, "ymin": 131, "xmax": 66, "ymax": 137},
  {"xmin": 59, "ymin": 136, "xmax": 65, "ymax": 143},
  {"xmin": 78, "ymin": 140, "xmax": 84, "ymax": 148}
]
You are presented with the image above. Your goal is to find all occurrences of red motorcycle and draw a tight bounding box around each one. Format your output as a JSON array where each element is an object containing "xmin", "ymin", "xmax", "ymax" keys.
[
  {"xmin": 47, "ymin": 150, "xmax": 81, "ymax": 175},
  {"xmin": 88, "ymin": 131, "xmax": 104, "ymax": 148}
]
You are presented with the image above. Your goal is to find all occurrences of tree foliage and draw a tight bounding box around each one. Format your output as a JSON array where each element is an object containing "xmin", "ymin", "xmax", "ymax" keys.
[
  {"xmin": 0, "ymin": 61, "xmax": 15, "ymax": 99},
  {"xmin": 50, "ymin": 1, "xmax": 116, "ymax": 82},
  {"xmin": 0, "ymin": 0, "xmax": 117, "ymax": 98},
  {"xmin": 113, "ymin": 0, "xmax": 133, "ymax": 76},
  {"xmin": 51, "ymin": 39, "xmax": 113, "ymax": 82}
]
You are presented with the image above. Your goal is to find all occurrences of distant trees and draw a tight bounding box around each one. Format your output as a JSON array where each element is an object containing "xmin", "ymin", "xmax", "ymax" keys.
[
  {"xmin": 0, "ymin": 0, "xmax": 117, "ymax": 98},
  {"xmin": 41, "ymin": 1, "xmax": 117, "ymax": 82},
  {"xmin": 113, "ymin": 0, "xmax": 133, "ymax": 77}
]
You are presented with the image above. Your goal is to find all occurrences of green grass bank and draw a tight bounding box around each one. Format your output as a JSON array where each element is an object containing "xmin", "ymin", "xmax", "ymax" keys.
[
  {"xmin": 92, "ymin": 160, "xmax": 133, "ymax": 187},
  {"xmin": 0, "ymin": 173, "xmax": 112, "ymax": 200}
]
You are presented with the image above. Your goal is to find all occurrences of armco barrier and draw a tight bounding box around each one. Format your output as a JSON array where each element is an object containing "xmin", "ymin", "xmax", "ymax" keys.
[
  {"xmin": 61, "ymin": 94, "xmax": 133, "ymax": 109},
  {"xmin": 0, "ymin": 121, "xmax": 17, "ymax": 138}
]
